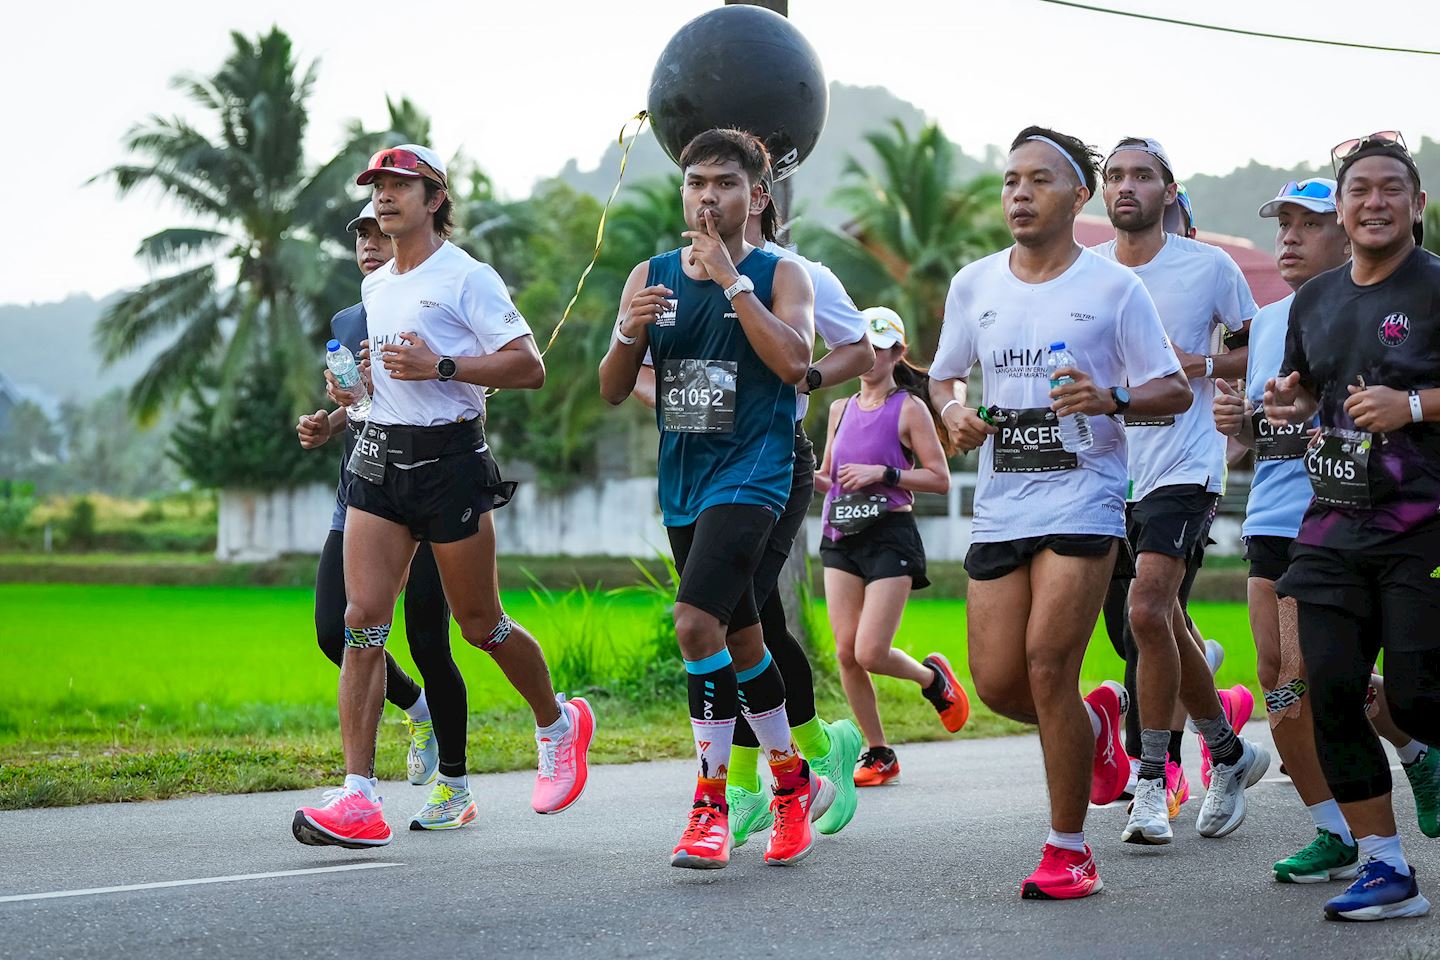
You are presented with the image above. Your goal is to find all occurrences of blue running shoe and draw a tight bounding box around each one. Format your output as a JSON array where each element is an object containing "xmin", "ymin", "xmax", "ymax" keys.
[
  {"xmin": 1324, "ymin": 860, "xmax": 1431, "ymax": 921},
  {"xmin": 405, "ymin": 717, "xmax": 439, "ymax": 786}
]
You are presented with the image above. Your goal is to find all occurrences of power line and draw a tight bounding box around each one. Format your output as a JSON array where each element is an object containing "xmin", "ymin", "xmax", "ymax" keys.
[{"xmin": 1037, "ymin": 0, "xmax": 1440, "ymax": 55}]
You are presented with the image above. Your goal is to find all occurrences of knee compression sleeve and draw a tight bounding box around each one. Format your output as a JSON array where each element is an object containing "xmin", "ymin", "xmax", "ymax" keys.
[
  {"xmin": 344, "ymin": 624, "xmax": 391, "ymax": 648},
  {"xmin": 1268, "ymin": 604, "xmax": 1307, "ymax": 722},
  {"xmin": 475, "ymin": 613, "xmax": 513, "ymax": 652},
  {"xmin": 1265, "ymin": 678, "xmax": 1308, "ymax": 717}
]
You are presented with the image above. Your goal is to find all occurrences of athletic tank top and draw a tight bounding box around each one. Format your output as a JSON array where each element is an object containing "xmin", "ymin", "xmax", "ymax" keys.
[
  {"xmin": 646, "ymin": 247, "xmax": 792, "ymax": 526},
  {"xmin": 821, "ymin": 391, "xmax": 915, "ymax": 541}
]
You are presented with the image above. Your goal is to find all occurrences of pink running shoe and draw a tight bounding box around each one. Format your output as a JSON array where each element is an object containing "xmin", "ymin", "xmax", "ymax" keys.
[
  {"xmin": 1084, "ymin": 681, "xmax": 1131, "ymax": 806},
  {"xmin": 532, "ymin": 695, "xmax": 596, "ymax": 814},
  {"xmin": 1165, "ymin": 761, "xmax": 1190, "ymax": 819},
  {"xmin": 292, "ymin": 785, "xmax": 392, "ymax": 849},
  {"xmin": 1021, "ymin": 844, "xmax": 1104, "ymax": 900},
  {"xmin": 1200, "ymin": 685, "xmax": 1255, "ymax": 789}
]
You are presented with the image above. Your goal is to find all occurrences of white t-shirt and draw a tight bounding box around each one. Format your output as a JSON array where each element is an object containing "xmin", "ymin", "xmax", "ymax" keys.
[
  {"xmin": 361, "ymin": 241, "xmax": 532, "ymax": 427},
  {"xmin": 1094, "ymin": 234, "xmax": 1256, "ymax": 501},
  {"xmin": 763, "ymin": 240, "xmax": 867, "ymax": 420},
  {"xmin": 932, "ymin": 246, "xmax": 1181, "ymax": 542}
]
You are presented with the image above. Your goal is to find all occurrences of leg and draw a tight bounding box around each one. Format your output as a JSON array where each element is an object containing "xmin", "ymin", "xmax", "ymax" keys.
[
  {"xmin": 852, "ymin": 577, "xmax": 932, "ymax": 686},
  {"xmin": 828, "ymin": 567, "xmax": 886, "ymax": 748},
  {"xmin": 403, "ymin": 541, "xmax": 468, "ymax": 778},
  {"xmin": 1127, "ymin": 550, "xmax": 1189, "ymax": 777},
  {"xmin": 318, "ymin": 528, "xmax": 421, "ymax": 710},
  {"xmin": 1252, "ymin": 579, "xmax": 1331, "ymax": 806},
  {"xmin": 967, "ymin": 567, "xmax": 1036, "ymax": 724}
]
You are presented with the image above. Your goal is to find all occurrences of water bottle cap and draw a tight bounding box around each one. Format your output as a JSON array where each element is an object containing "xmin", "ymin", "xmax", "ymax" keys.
[
  {"xmin": 326, "ymin": 339, "xmax": 341, "ymax": 352},
  {"xmin": 1049, "ymin": 341, "xmax": 1067, "ymax": 351}
]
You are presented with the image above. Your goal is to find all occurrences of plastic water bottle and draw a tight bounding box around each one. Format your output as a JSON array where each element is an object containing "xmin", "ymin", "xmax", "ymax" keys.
[
  {"xmin": 326, "ymin": 339, "xmax": 371, "ymax": 421},
  {"xmin": 1046, "ymin": 341, "xmax": 1092, "ymax": 453}
]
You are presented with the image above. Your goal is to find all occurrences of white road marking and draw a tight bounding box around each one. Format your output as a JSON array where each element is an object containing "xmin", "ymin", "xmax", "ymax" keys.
[{"xmin": 0, "ymin": 862, "xmax": 402, "ymax": 904}]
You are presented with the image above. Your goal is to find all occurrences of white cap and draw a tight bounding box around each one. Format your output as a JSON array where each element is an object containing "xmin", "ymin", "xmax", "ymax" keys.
[
  {"xmin": 1106, "ymin": 137, "xmax": 1174, "ymax": 180},
  {"xmin": 356, "ymin": 143, "xmax": 448, "ymax": 187},
  {"xmin": 862, "ymin": 306, "xmax": 906, "ymax": 349},
  {"xmin": 1258, "ymin": 178, "xmax": 1338, "ymax": 218},
  {"xmin": 346, "ymin": 201, "xmax": 378, "ymax": 233}
]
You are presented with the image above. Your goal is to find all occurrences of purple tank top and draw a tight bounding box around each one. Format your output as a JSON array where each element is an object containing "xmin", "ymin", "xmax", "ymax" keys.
[{"xmin": 822, "ymin": 391, "xmax": 914, "ymax": 541}]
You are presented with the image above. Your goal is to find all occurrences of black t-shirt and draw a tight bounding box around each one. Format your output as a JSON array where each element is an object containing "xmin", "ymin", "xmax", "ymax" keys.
[{"xmin": 1282, "ymin": 247, "xmax": 1440, "ymax": 548}]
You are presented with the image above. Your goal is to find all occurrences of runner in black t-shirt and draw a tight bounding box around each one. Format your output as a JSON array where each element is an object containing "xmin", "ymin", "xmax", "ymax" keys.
[{"xmin": 1265, "ymin": 132, "xmax": 1440, "ymax": 922}]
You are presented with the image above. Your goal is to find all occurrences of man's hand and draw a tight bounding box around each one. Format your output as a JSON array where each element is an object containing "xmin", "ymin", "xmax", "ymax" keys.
[
  {"xmin": 836, "ymin": 463, "xmax": 886, "ymax": 492},
  {"xmin": 381, "ymin": 332, "xmax": 440, "ymax": 381},
  {"xmin": 1173, "ymin": 347, "xmax": 1209, "ymax": 380},
  {"xmin": 944, "ymin": 404, "xmax": 996, "ymax": 454},
  {"xmin": 1049, "ymin": 367, "xmax": 1116, "ymax": 417},
  {"xmin": 325, "ymin": 369, "xmax": 361, "ymax": 408},
  {"xmin": 1345, "ymin": 383, "xmax": 1412, "ymax": 433},
  {"xmin": 1264, "ymin": 371, "xmax": 1307, "ymax": 426},
  {"xmin": 357, "ymin": 345, "xmax": 373, "ymax": 392},
  {"xmin": 1213, "ymin": 378, "xmax": 1250, "ymax": 437},
  {"xmin": 296, "ymin": 409, "xmax": 332, "ymax": 449},
  {"xmin": 620, "ymin": 284, "xmax": 673, "ymax": 341},
  {"xmin": 681, "ymin": 210, "xmax": 740, "ymax": 288}
]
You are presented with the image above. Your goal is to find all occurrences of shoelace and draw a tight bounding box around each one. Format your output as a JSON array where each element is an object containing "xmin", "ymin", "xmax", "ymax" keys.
[
  {"xmin": 858, "ymin": 748, "xmax": 890, "ymax": 768},
  {"xmin": 680, "ymin": 803, "xmax": 721, "ymax": 841},
  {"xmin": 407, "ymin": 719, "xmax": 433, "ymax": 750},
  {"xmin": 536, "ymin": 737, "xmax": 558, "ymax": 780},
  {"xmin": 428, "ymin": 782, "xmax": 456, "ymax": 807}
]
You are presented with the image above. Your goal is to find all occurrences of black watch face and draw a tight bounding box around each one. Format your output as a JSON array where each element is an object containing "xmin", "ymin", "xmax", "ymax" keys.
[
  {"xmin": 806, "ymin": 368, "xmax": 822, "ymax": 390},
  {"xmin": 438, "ymin": 358, "xmax": 457, "ymax": 380}
]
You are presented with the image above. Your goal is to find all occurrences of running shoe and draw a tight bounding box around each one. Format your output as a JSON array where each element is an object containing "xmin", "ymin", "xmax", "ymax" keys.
[
  {"xmin": 1122, "ymin": 757, "xmax": 1139, "ymax": 800},
  {"xmin": 1201, "ymin": 685, "xmax": 1255, "ymax": 789},
  {"xmin": 1324, "ymin": 861, "xmax": 1431, "ymax": 921},
  {"xmin": 1196, "ymin": 737, "xmax": 1271, "ymax": 838},
  {"xmin": 1402, "ymin": 747, "xmax": 1440, "ymax": 838},
  {"xmin": 1021, "ymin": 844, "xmax": 1103, "ymax": 900},
  {"xmin": 1085, "ymin": 681, "xmax": 1130, "ymax": 805},
  {"xmin": 855, "ymin": 746, "xmax": 900, "ymax": 787},
  {"xmin": 764, "ymin": 761, "xmax": 834, "ymax": 866},
  {"xmin": 1274, "ymin": 829, "xmax": 1360, "ymax": 884},
  {"xmin": 532, "ymin": 695, "xmax": 596, "ymax": 815},
  {"xmin": 726, "ymin": 783, "xmax": 771, "ymax": 849},
  {"xmin": 405, "ymin": 717, "xmax": 439, "ymax": 786},
  {"xmin": 812, "ymin": 718, "xmax": 863, "ymax": 835},
  {"xmin": 1166, "ymin": 761, "xmax": 1190, "ymax": 820},
  {"xmin": 671, "ymin": 801, "xmax": 731, "ymax": 869},
  {"xmin": 1205, "ymin": 638, "xmax": 1225, "ymax": 675},
  {"xmin": 292, "ymin": 785, "xmax": 391, "ymax": 849},
  {"xmin": 409, "ymin": 781, "xmax": 478, "ymax": 831},
  {"xmin": 921, "ymin": 653, "xmax": 971, "ymax": 733},
  {"xmin": 1122, "ymin": 777, "xmax": 1173, "ymax": 845}
]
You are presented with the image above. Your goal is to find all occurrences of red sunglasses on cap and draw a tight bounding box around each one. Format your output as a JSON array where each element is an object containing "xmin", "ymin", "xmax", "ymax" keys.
[{"xmin": 357, "ymin": 147, "xmax": 446, "ymax": 187}]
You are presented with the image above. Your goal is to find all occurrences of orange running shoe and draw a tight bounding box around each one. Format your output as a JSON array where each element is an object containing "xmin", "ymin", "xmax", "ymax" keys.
[
  {"xmin": 854, "ymin": 746, "xmax": 901, "ymax": 787},
  {"xmin": 1083, "ymin": 681, "xmax": 1130, "ymax": 806},
  {"xmin": 670, "ymin": 801, "xmax": 731, "ymax": 869},
  {"xmin": 764, "ymin": 761, "xmax": 831, "ymax": 865},
  {"xmin": 292, "ymin": 782, "xmax": 392, "ymax": 849},
  {"xmin": 1021, "ymin": 844, "xmax": 1104, "ymax": 900},
  {"xmin": 921, "ymin": 653, "xmax": 971, "ymax": 733}
]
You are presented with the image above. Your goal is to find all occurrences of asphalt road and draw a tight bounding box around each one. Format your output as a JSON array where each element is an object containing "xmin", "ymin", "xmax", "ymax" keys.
[{"xmin": 3, "ymin": 723, "xmax": 1439, "ymax": 960}]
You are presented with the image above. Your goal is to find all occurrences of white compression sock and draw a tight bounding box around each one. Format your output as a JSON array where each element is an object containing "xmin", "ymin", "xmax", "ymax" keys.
[
  {"xmin": 438, "ymin": 773, "xmax": 467, "ymax": 789},
  {"xmin": 537, "ymin": 708, "xmax": 572, "ymax": 741},
  {"xmin": 344, "ymin": 773, "xmax": 378, "ymax": 801},
  {"xmin": 1306, "ymin": 799, "xmax": 1353, "ymax": 845},
  {"xmin": 1395, "ymin": 739, "xmax": 1426, "ymax": 764},
  {"xmin": 1357, "ymin": 834, "xmax": 1409, "ymax": 875},
  {"xmin": 1047, "ymin": 828, "xmax": 1087, "ymax": 853},
  {"xmin": 1083, "ymin": 702, "xmax": 1101, "ymax": 740},
  {"xmin": 404, "ymin": 689, "xmax": 431, "ymax": 722}
]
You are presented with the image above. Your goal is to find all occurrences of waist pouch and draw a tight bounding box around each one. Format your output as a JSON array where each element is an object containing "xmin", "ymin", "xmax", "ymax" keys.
[{"xmin": 348, "ymin": 418, "xmax": 487, "ymax": 484}]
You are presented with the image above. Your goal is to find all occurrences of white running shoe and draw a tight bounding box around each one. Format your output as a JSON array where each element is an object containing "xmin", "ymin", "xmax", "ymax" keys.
[
  {"xmin": 1196, "ymin": 737, "xmax": 1271, "ymax": 838},
  {"xmin": 1124, "ymin": 757, "xmax": 1140, "ymax": 798},
  {"xmin": 405, "ymin": 717, "xmax": 439, "ymax": 786},
  {"xmin": 1205, "ymin": 639, "xmax": 1225, "ymax": 676},
  {"xmin": 1122, "ymin": 777, "xmax": 1173, "ymax": 844},
  {"xmin": 409, "ymin": 781, "xmax": 477, "ymax": 831}
]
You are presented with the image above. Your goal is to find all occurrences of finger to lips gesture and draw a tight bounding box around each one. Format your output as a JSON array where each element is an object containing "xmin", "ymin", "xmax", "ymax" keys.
[
  {"xmin": 382, "ymin": 332, "xmax": 441, "ymax": 381},
  {"xmin": 681, "ymin": 209, "xmax": 738, "ymax": 283}
]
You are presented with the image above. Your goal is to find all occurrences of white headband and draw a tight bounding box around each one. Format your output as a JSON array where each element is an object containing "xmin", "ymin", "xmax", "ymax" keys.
[{"xmin": 1024, "ymin": 135, "xmax": 1087, "ymax": 188}]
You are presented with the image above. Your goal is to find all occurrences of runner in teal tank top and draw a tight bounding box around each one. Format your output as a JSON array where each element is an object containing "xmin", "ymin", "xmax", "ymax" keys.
[{"xmin": 598, "ymin": 128, "xmax": 832, "ymax": 870}]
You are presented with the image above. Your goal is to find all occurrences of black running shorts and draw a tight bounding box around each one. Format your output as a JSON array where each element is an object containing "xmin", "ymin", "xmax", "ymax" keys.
[
  {"xmin": 965, "ymin": 534, "xmax": 1123, "ymax": 582},
  {"xmin": 1128, "ymin": 484, "xmax": 1218, "ymax": 560},
  {"xmin": 667, "ymin": 503, "xmax": 776, "ymax": 629},
  {"xmin": 1245, "ymin": 534, "xmax": 1293, "ymax": 583},
  {"xmin": 347, "ymin": 449, "xmax": 515, "ymax": 543},
  {"xmin": 821, "ymin": 510, "xmax": 929, "ymax": 589}
]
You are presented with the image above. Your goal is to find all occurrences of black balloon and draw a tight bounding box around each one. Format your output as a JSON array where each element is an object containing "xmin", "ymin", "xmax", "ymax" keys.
[{"xmin": 647, "ymin": 5, "xmax": 828, "ymax": 182}]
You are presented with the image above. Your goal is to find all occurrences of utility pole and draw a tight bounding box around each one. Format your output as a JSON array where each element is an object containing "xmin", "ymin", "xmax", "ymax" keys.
[{"xmin": 724, "ymin": 0, "xmax": 810, "ymax": 647}]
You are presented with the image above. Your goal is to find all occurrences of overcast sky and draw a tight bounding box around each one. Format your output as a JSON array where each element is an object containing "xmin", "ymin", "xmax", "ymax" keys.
[{"xmin": 9, "ymin": 0, "xmax": 1438, "ymax": 304}]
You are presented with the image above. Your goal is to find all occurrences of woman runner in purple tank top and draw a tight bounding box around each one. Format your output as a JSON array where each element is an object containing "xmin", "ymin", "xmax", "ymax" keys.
[{"xmin": 815, "ymin": 307, "xmax": 966, "ymax": 787}]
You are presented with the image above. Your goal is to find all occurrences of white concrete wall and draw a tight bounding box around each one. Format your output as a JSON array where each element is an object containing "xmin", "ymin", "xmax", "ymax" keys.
[{"xmin": 216, "ymin": 475, "xmax": 1249, "ymax": 562}]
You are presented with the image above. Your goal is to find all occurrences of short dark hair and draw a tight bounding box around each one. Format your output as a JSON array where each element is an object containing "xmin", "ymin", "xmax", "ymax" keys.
[
  {"xmin": 1009, "ymin": 125, "xmax": 1101, "ymax": 197},
  {"xmin": 1109, "ymin": 137, "xmax": 1174, "ymax": 185},
  {"xmin": 678, "ymin": 128, "xmax": 771, "ymax": 186},
  {"xmin": 423, "ymin": 178, "xmax": 455, "ymax": 239}
]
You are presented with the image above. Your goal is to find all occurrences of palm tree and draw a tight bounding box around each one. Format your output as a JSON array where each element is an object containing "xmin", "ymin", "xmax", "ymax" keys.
[
  {"xmin": 93, "ymin": 29, "xmax": 426, "ymax": 421},
  {"xmin": 798, "ymin": 120, "xmax": 1010, "ymax": 357}
]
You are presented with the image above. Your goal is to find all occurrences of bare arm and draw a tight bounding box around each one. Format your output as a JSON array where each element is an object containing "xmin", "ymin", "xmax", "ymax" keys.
[
  {"xmin": 895, "ymin": 396, "xmax": 951, "ymax": 495},
  {"xmin": 732, "ymin": 258, "xmax": 813, "ymax": 384},
  {"xmin": 929, "ymin": 375, "xmax": 994, "ymax": 454},
  {"xmin": 1051, "ymin": 366, "xmax": 1191, "ymax": 418},
  {"xmin": 632, "ymin": 363, "xmax": 656, "ymax": 410},
  {"xmin": 1263, "ymin": 371, "xmax": 1318, "ymax": 426},
  {"xmin": 375, "ymin": 331, "xmax": 546, "ymax": 390},
  {"xmin": 598, "ymin": 263, "xmax": 661, "ymax": 406},
  {"xmin": 812, "ymin": 398, "xmax": 844, "ymax": 495},
  {"xmin": 1174, "ymin": 319, "xmax": 1250, "ymax": 380},
  {"xmin": 803, "ymin": 338, "xmax": 875, "ymax": 394}
]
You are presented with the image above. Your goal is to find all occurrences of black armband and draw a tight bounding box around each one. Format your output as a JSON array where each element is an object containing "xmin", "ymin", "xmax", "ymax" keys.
[{"xmin": 1223, "ymin": 327, "xmax": 1250, "ymax": 350}]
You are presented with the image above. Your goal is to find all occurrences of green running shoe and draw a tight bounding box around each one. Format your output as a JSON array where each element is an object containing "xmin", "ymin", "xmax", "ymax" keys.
[
  {"xmin": 409, "ymin": 781, "xmax": 478, "ymax": 831},
  {"xmin": 726, "ymin": 783, "xmax": 772, "ymax": 849},
  {"xmin": 1404, "ymin": 747, "xmax": 1440, "ymax": 838},
  {"xmin": 1273, "ymin": 828, "xmax": 1359, "ymax": 883},
  {"xmin": 405, "ymin": 717, "xmax": 438, "ymax": 786},
  {"xmin": 812, "ymin": 719, "xmax": 862, "ymax": 836}
]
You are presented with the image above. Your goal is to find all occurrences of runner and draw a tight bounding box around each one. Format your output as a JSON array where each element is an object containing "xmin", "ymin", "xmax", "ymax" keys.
[
  {"xmin": 630, "ymin": 177, "xmax": 879, "ymax": 847},
  {"xmin": 815, "ymin": 306, "xmax": 964, "ymax": 786},
  {"xmin": 295, "ymin": 201, "xmax": 470, "ymax": 820},
  {"xmin": 292, "ymin": 144, "xmax": 595, "ymax": 849},
  {"xmin": 599, "ymin": 128, "xmax": 835, "ymax": 869},
  {"xmin": 1265, "ymin": 132, "xmax": 1440, "ymax": 921},
  {"xmin": 929, "ymin": 126, "xmax": 1192, "ymax": 899},
  {"xmin": 1095, "ymin": 137, "xmax": 1270, "ymax": 846}
]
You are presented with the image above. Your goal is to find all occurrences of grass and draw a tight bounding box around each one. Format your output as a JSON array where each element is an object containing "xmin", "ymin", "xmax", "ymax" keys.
[{"xmin": 0, "ymin": 583, "xmax": 1259, "ymax": 810}]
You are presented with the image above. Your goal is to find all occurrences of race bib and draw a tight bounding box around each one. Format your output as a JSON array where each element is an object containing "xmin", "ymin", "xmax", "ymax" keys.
[
  {"xmin": 827, "ymin": 493, "xmax": 889, "ymax": 537},
  {"xmin": 990, "ymin": 407, "xmax": 1077, "ymax": 473},
  {"xmin": 1304, "ymin": 427, "xmax": 1372, "ymax": 508},
  {"xmin": 1252, "ymin": 412, "xmax": 1311, "ymax": 462},
  {"xmin": 660, "ymin": 359, "xmax": 737, "ymax": 434},
  {"xmin": 1123, "ymin": 413, "xmax": 1176, "ymax": 428},
  {"xmin": 347, "ymin": 422, "xmax": 389, "ymax": 485}
]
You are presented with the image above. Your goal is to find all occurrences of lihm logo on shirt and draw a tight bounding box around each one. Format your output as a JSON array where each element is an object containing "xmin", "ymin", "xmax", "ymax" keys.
[
  {"xmin": 990, "ymin": 346, "xmax": 1047, "ymax": 378},
  {"xmin": 1378, "ymin": 312, "xmax": 1410, "ymax": 347}
]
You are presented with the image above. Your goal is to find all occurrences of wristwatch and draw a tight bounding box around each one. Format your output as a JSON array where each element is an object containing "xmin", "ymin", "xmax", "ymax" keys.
[
  {"xmin": 723, "ymin": 275, "xmax": 755, "ymax": 302},
  {"xmin": 805, "ymin": 367, "xmax": 823, "ymax": 392},
  {"xmin": 436, "ymin": 356, "xmax": 457, "ymax": 382},
  {"xmin": 1110, "ymin": 386, "xmax": 1131, "ymax": 415}
]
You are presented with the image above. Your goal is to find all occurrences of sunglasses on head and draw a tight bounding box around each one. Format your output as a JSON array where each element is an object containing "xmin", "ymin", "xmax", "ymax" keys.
[
  {"xmin": 1278, "ymin": 179, "xmax": 1335, "ymax": 201},
  {"xmin": 1331, "ymin": 131, "xmax": 1408, "ymax": 174},
  {"xmin": 365, "ymin": 148, "xmax": 444, "ymax": 183}
]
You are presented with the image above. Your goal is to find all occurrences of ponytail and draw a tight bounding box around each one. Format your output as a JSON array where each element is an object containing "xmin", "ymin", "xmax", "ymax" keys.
[{"xmin": 891, "ymin": 355, "xmax": 957, "ymax": 457}]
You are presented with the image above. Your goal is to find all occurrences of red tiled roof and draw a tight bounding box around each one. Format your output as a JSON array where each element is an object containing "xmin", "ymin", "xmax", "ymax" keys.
[{"xmin": 1075, "ymin": 215, "xmax": 1290, "ymax": 307}]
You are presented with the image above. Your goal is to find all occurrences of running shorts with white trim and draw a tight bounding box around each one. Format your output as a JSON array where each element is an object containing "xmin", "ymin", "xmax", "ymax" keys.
[
  {"xmin": 347, "ymin": 448, "xmax": 515, "ymax": 543},
  {"xmin": 1127, "ymin": 483, "xmax": 1217, "ymax": 560}
]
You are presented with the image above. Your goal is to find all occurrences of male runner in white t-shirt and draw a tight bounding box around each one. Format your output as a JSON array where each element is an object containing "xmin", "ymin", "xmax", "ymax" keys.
[
  {"xmin": 1095, "ymin": 138, "xmax": 1270, "ymax": 847},
  {"xmin": 929, "ymin": 125, "xmax": 1192, "ymax": 899},
  {"xmin": 291, "ymin": 144, "xmax": 594, "ymax": 850}
]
